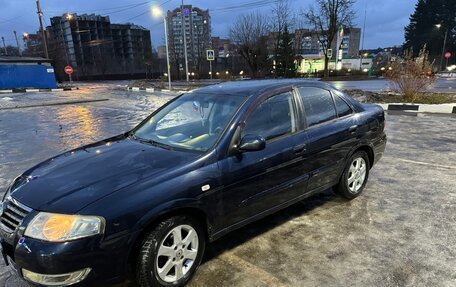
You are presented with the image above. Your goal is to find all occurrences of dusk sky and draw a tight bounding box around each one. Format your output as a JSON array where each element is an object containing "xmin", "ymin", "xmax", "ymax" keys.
[{"xmin": 0, "ymin": 0, "xmax": 416, "ymax": 50}]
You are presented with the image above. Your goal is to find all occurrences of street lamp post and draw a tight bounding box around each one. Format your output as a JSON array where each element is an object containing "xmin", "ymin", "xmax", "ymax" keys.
[
  {"xmin": 181, "ymin": 0, "xmax": 189, "ymax": 83},
  {"xmin": 13, "ymin": 31, "xmax": 22, "ymax": 56},
  {"xmin": 436, "ymin": 24, "xmax": 454, "ymax": 72},
  {"xmin": 60, "ymin": 14, "xmax": 72, "ymax": 67},
  {"xmin": 152, "ymin": 6, "xmax": 172, "ymax": 90},
  {"xmin": 36, "ymin": 0, "xmax": 49, "ymax": 59}
]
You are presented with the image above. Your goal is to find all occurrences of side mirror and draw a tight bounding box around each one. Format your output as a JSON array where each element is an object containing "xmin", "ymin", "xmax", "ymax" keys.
[{"xmin": 238, "ymin": 134, "xmax": 266, "ymax": 152}]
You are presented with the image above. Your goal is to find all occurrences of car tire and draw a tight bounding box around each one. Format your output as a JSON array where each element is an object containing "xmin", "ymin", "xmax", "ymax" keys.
[
  {"xmin": 136, "ymin": 215, "xmax": 206, "ymax": 287},
  {"xmin": 335, "ymin": 150, "xmax": 370, "ymax": 199}
]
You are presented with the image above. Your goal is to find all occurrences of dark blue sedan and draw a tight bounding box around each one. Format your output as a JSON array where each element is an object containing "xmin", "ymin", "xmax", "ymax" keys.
[{"xmin": 0, "ymin": 80, "xmax": 386, "ymax": 286}]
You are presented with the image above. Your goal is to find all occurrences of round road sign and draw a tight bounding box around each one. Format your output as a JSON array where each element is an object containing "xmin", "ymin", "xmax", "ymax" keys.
[{"xmin": 64, "ymin": 66, "xmax": 73, "ymax": 75}]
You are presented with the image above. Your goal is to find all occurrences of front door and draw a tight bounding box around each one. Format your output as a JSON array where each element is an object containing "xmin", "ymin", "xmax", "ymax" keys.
[{"xmin": 215, "ymin": 91, "xmax": 309, "ymax": 230}]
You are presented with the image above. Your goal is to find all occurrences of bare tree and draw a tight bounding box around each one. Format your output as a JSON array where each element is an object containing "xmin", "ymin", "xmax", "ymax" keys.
[
  {"xmin": 229, "ymin": 12, "xmax": 271, "ymax": 78},
  {"xmin": 386, "ymin": 46, "xmax": 436, "ymax": 103},
  {"xmin": 167, "ymin": 33, "xmax": 181, "ymax": 80},
  {"xmin": 271, "ymin": 0, "xmax": 294, "ymax": 77},
  {"xmin": 304, "ymin": 0, "xmax": 356, "ymax": 77},
  {"xmin": 194, "ymin": 21, "xmax": 211, "ymax": 77}
]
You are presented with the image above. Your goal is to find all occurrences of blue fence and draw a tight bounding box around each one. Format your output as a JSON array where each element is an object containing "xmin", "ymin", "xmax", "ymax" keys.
[{"xmin": 0, "ymin": 64, "xmax": 57, "ymax": 89}]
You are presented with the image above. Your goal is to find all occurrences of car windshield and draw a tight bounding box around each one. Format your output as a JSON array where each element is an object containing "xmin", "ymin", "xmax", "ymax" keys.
[{"xmin": 133, "ymin": 93, "xmax": 246, "ymax": 152}]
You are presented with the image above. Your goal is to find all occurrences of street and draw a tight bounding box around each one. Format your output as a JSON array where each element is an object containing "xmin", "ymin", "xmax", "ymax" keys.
[{"xmin": 0, "ymin": 86, "xmax": 455, "ymax": 287}]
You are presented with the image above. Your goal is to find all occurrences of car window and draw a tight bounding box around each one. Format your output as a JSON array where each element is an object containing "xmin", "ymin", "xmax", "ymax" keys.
[
  {"xmin": 156, "ymin": 101, "xmax": 212, "ymax": 130},
  {"xmin": 334, "ymin": 95, "xmax": 352, "ymax": 117},
  {"xmin": 242, "ymin": 92, "xmax": 297, "ymax": 141},
  {"xmin": 134, "ymin": 93, "xmax": 245, "ymax": 152},
  {"xmin": 298, "ymin": 87, "xmax": 336, "ymax": 127}
]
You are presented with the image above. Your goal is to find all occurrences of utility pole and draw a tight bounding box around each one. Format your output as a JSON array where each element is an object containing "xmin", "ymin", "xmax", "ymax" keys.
[
  {"xmin": 360, "ymin": 0, "xmax": 367, "ymax": 70},
  {"xmin": 440, "ymin": 28, "xmax": 448, "ymax": 72},
  {"xmin": 13, "ymin": 31, "xmax": 22, "ymax": 56},
  {"xmin": 1, "ymin": 37, "xmax": 7, "ymax": 55},
  {"xmin": 164, "ymin": 16, "xmax": 172, "ymax": 90},
  {"xmin": 60, "ymin": 19, "xmax": 69, "ymax": 65},
  {"xmin": 181, "ymin": 0, "xmax": 189, "ymax": 82},
  {"xmin": 36, "ymin": 0, "xmax": 49, "ymax": 59}
]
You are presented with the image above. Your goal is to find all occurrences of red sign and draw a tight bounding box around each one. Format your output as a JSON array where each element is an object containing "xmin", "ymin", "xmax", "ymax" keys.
[
  {"xmin": 445, "ymin": 52, "xmax": 452, "ymax": 59},
  {"xmin": 64, "ymin": 66, "xmax": 73, "ymax": 75}
]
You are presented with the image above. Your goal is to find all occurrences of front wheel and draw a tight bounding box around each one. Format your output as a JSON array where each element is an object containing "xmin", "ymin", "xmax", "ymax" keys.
[
  {"xmin": 335, "ymin": 151, "xmax": 370, "ymax": 199},
  {"xmin": 136, "ymin": 215, "xmax": 206, "ymax": 287}
]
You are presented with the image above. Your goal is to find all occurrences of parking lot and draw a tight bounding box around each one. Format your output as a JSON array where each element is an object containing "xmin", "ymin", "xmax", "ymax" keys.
[{"xmin": 0, "ymin": 88, "xmax": 455, "ymax": 286}]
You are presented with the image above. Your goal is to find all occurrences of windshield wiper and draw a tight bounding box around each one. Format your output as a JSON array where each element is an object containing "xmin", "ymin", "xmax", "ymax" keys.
[{"xmin": 131, "ymin": 135, "xmax": 174, "ymax": 151}]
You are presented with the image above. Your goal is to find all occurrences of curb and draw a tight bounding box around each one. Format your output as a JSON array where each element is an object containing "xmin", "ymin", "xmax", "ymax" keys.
[
  {"xmin": 127, "ymin": 87, "xmax": 155, "ymax": 93},
  {"xmin": 0, "ymin": 87, "xmax": 78, "ymax": 94},
  {"xmin": 0, "ymin": 98, "xmax": 108, "ymax": 110},
  {"xmin": 377, "ymin": 103, "xmax": 456, "ymax": 114},
  {"xmin": 127, "ymin": 87, "xmax": 188, "ymax": 95}
]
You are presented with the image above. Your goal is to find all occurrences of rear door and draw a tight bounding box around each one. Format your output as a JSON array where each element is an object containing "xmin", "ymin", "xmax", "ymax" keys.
[{"xmin": 297, "ymin": 87, "xmax": 358, "ymax": 191}]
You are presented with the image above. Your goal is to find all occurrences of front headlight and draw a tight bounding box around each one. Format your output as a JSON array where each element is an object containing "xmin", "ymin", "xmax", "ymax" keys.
[{"xmin": 25, "ymin": 212, "xmax": 105, "ymax": 242}]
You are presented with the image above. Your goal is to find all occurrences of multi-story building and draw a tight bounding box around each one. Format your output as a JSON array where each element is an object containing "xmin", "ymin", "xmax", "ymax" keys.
[
  {"xmin": 211, "ymin": 37, "xmax": 233, "ymax": 58},
  {"xmin": 111, "ymin": 23, "xmax": 153, "ymax": 72},
  {"xmin": 157, "ymin": 45, "xmax": 167, "ymax": 59},
  {"xmin": 339, "ymin": 28, "xmax": 361, "ymax": 58},
  {"xmin": 295, "ymin": 27, "xmax": 361, "ymax": 58},
  {"xmin": 48, "ymin": 13, "xmax": 152, "ymax": 78},
  {"xmin": 166, "ymin": 5, "xmax": 211, "ymax": 75},
  {"xmin": 294, "ymin": 27, "xmax": 362, "ymax": 72}
]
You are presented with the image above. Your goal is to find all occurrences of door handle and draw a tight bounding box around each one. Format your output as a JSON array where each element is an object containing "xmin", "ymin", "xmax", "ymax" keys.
[
  {"xmin": 293, "ymin": 144, "xmax": 307, "ymax": 155},
  {"xmin": 348, "ymin": 125, "xmax": 358, "ymax": 133}
]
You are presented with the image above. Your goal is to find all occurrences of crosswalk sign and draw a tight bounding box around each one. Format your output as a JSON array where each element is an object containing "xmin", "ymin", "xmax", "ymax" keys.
[
  {"xmin": 327, "ymin": 49, "xmax": 333, "ymax": 59},
  {"xmin": 206, "ymin": 50, "xmax": 215, "ymax": 61}
]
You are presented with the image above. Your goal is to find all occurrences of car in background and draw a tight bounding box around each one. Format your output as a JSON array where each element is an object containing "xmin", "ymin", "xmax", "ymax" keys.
[{"xmin": 0, "ymin": 80, "xmax": 386, "ymax": 286}]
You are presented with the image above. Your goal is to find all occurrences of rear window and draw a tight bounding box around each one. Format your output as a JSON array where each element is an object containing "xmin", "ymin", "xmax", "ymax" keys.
[
  {"xmin": 334, "ymin": 95, "xmax": 352, "ymax": 117},
  {"xmin": 298, "ymin": 87, "xmax": 336, "ymax": 127}
]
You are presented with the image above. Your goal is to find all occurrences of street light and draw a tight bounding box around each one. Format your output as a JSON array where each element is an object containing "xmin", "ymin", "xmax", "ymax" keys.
[
  {"xmin": 152, "ymin": 6, "xmax": 172, "ymax": 90},
  {"xmin": 22, "ymin": 32, "xmax": 29, "ymax": 39},
  {"xmin": 435, "ymin": 23, "xmax": 454, "ymax": 72},
  {"xmin": 66, "ymin": 13, "xmax": 73, "ymax": 20}
]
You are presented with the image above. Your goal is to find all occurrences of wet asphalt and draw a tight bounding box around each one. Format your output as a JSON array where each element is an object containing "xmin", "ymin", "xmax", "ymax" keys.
[{"xmin": 0, "ymin": 84, "xmax": 455, "ymax": 287}]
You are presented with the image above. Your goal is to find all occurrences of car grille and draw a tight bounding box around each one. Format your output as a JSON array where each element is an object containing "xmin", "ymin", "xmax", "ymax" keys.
[{"xmin": 0, "ymin": 198, "xmax": 32, "ymax": 233}]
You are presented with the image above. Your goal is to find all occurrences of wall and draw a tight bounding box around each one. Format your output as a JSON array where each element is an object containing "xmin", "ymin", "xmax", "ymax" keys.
[{"xmin": 0, "ymin": 64, "xmax": 57, "ymax": 89}]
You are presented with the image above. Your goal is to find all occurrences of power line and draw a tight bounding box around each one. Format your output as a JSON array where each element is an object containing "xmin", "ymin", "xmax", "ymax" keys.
[
  {"xmin": 45, "ymin": 1, "xmax": 150, "ymax": 15},
  {"xmin": 120, "ymin": 0, "xmax": 174, "ymax": 22}
]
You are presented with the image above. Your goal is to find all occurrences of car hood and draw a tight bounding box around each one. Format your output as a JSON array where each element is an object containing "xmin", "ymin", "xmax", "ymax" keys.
[{"xmin": 10, "ymin": 135, "xmax": 200, "ymax": 214}]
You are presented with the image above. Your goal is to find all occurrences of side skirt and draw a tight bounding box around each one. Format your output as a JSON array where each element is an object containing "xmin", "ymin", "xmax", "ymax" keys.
[{"xmin": 209, "ymin": 181, "xmax": 337, "ymax": 241}]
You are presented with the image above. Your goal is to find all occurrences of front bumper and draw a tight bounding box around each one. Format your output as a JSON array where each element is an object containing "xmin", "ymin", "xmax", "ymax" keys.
[{"xmin": 0, "ymin": 222, "xmax": 136, "ymax": 286}]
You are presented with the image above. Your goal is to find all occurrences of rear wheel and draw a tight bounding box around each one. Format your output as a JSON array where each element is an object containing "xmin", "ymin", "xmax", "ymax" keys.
[
  {"xmin": 136, "ymin": 215, "xmax": 206, "ymax": 287},
  {"xmin": 335, "ymin": 151, "xmax": 370, "ymax": 199}
]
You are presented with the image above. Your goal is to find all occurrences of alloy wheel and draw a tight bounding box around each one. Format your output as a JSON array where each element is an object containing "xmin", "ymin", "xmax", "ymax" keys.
[
  {"xmin": 155, "ymin": 224, "xmax": 199, "ymax": 283},
  {"xmin": 347, "ymin": 157, "xmax": 367, "ymax": 194}
]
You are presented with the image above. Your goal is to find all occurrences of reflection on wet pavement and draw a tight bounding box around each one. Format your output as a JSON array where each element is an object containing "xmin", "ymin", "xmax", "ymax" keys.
[{"xmin": 0, "ymin": 89, "xmax": 175, "ymax": 195}]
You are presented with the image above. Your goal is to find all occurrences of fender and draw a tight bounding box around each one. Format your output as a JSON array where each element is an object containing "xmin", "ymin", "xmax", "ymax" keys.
[{"xmin": 134, "ymin": 198, "xmax": 211, "ymax": 234}]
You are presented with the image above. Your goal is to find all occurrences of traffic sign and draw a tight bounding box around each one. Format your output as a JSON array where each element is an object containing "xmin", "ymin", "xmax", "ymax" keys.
[
  {"xmin": 327, "ymin": 49, "xmax": 333, "ymax": 59},
  {"xmin": 64, "ymin": 66, "xmax": 73, "ymax": 75},
  {"xmin": 445, "ymin": 52, "xmax": 452, "ymax": 59},
  {"xmin": 206, "ymin": 50, "xmax": 215, "ymax": 61}
]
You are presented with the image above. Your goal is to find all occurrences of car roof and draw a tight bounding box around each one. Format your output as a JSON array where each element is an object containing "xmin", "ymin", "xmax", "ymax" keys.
[{"xmin": 190, "ymin": 79, "xmax": 335, "ymax": 97}]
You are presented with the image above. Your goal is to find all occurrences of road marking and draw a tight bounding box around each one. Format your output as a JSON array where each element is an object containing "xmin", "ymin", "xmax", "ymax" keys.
[
  {"xmin": 394, "ymin": 158, "xmax": 456, "ymax": 170},
  {"xmin": 218, "ymin": 250, "xmax": 287, "ymax": 287}
]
